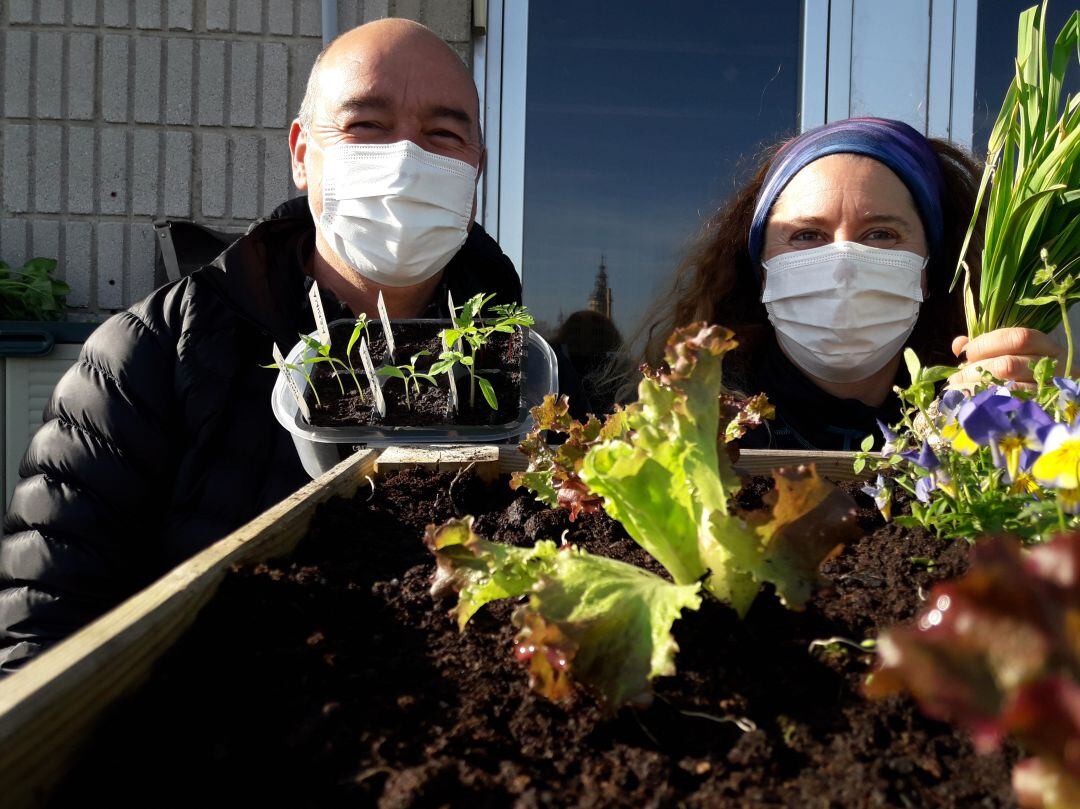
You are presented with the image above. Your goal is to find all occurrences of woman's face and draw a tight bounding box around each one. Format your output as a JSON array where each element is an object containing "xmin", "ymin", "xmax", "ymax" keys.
[{"xmin": 761, "ymin": 153, "xmax": 928, "ymax": 264}]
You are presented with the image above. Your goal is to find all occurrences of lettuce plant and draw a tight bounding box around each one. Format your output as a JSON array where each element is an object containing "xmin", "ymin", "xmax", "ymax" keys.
[
  {"xmin": 868, "ymin": 533, "xmax": 1080, "ymax": 809},
  {"xmin": 953, "ymin": 2, "xmax": 1079, "ymax": 338},
  {"xmin": 429, "ymin": 323, "xmax": 859, "ymax": 709}
]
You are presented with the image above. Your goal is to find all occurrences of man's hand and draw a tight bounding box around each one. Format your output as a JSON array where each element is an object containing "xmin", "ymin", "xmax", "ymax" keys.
[{"xmin": 948, "ymin": 327, "xmax": 1066, "ymax": 388}]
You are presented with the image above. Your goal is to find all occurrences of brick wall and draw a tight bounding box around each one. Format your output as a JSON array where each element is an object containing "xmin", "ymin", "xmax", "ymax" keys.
[{"xmin": 0, "ymin": 0, "xmax": 473, "ymax": 316}]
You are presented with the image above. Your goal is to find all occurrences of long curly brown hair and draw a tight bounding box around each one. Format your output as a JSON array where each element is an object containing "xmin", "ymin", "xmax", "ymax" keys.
[{"xmin": 640, "ymin": 138, "xmax": 985, "ymax": 387}]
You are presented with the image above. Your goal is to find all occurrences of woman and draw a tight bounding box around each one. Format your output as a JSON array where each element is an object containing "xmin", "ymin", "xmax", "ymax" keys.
[{"xmin": 643, "ymin": 117, "xmax": 1064, "ymax": 450}]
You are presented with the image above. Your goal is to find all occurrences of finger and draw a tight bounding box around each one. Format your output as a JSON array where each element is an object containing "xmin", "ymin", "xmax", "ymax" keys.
[
  {"xmin": 947, "ymin": 355, "xmax": 1042, "ymax": 385},
  {"xmin": 962, "ymin": 327, "xmax": 1064, "ymax": 364},
  {"xmin": 951, "ymin": 335, "xmax": 969, "ymax": 358}
]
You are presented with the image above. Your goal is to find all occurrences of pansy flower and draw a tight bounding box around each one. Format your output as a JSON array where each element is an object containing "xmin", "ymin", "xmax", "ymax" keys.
[
  {"xmin": 1032, "ymin": 422, "xmax": 1080, "ymax": 513},
  {"xmin": 876, "ymin": 419, "xmax": 900, "ymax": 457},
  {"xmin": 937, "ymin": 389, "xmax": 966, "ymax": 424},
  {"xmin": 915, "ymin": 468, "xmax": 955, "ymax": 503},
  {"xmin": 900, "ymin": 439, "xmax": 940, "ymax": 471},
  {"xmin": 960, "ymin": 396, "xmax": 1052, "ymax": 483},
  {"xmin": 899, "ymin": 440, "xmax": 955, "ymax": 502},
  {"xmin": 945, "ymin": 387, "xmax": 1012, "ymax": 455},
  {"xmin": 861, "ymin": 474, "xmax": 894, "ymax": 520},
  {"xmin": 1053, "ymin": 377, "xmax": 1080, "ymax": 425}
]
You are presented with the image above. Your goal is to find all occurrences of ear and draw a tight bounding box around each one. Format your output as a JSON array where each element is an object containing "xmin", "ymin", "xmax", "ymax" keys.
[{"xmin": 289, "ymin": 121, "xmax": 308, "ymax": 191}]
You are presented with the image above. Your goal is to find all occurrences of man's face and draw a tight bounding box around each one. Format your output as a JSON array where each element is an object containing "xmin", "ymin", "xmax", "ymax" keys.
[{"xmin": 290, "ymin": 27, "xmax": 484, "ymax": 228}]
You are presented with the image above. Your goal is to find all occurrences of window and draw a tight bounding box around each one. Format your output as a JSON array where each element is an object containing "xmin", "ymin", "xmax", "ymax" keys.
[{"xmin": 515, "ymin": 1, "xmax": 802, "ymax": 406}]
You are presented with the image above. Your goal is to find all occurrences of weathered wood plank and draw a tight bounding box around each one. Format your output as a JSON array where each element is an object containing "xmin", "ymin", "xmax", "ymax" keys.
[
  {"xmin": 376, "ymin": 444, "xmax": 501, "ymax": 481},
  {"xmin": 736, "ymin": 449, "xmax": 863, "ymax": 480},
  {"xmin": 0, "ymin": 447, "xmax": 380, "ymax": 807},
  {"xmin": 500, "ymin": 446, "xmax": 863, "ymax": 480}
]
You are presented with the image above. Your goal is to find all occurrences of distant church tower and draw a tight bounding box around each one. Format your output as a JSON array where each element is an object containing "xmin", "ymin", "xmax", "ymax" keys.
[{"xmin": 587, "ymin": 254, "xmax": 613, "ymax": 320}]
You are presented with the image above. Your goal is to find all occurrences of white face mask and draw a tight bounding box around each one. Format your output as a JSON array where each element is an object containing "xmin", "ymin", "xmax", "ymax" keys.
[
  {"xmin": 315, "ymin": 140, "xmax": 477, "ymax": 288},
  {"xmin": 761, "ymin": 241, "xmax": 926, "ymax": 383}
]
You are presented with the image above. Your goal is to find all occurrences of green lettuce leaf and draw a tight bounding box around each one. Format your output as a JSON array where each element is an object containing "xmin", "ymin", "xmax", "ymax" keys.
[
  {"xmin": 514, "ymin": 548, "xmax": 702, "ymax": 709},
  {"xmin": 581, "ymin": 325, "xmax": 744, "ymax": 598},
  {"xmin": 747, "ymin": 465, "xmax": 859, "ymax": 609},
  {"xmin": 580, "ymin": 323, "xmax": 853, "ymax": 616},
  {"xmin": 424, "ymin": 517, "xmax": 559, "ymax": 629}
]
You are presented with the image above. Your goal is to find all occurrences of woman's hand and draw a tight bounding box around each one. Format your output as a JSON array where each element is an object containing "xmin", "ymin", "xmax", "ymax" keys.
[{"xmin": 948, "ymin": 327, "xmax": 1066, "ymax": 388}]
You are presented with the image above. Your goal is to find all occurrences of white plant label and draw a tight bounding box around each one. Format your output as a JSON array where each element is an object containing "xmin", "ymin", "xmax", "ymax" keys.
[
  {"xmin": 274, "ymin": 343, "xmax": 311, "ymax": 422},
  {"xmin": 359, "ymin": 337, "xmax": 386, "ymax": 417},
  {"xmin": 376, "ymin": 291, "xmax": 396, "ymax": 362},
  {"xmin": 442, "ymin": 331, "xmax": 459, "ymax": 413},
  {"xmin": 308, "ymin": 282, "xmax": 331, "ymax": 346}
]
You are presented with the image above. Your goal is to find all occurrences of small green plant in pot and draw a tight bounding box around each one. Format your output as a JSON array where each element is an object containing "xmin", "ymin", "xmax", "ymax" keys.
[
  {"xmin": 434, "ymin": 293, "xmax": 535, "ymax": 411},
  {"xmin": 376, "ymin": 350, "xmax": 438, "ymax": 411},
  {"xmin": 0, "ymin": 257, "xmax": 70, "ymax": 321}
]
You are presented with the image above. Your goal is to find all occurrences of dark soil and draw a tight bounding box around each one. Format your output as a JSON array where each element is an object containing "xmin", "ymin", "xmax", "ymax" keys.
[
  {"xmin": 306, "ymin": 320, "xmax": 524, "ymax": 428},
  {"xmin": 52, "ymin": 470, "xmax": 1017, "ymax": 808}
]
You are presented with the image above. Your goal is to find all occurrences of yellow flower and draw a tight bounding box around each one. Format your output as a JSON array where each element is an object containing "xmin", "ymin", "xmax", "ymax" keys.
[
  {"xmin": 1058, "ymin": 488, "xmax": 1080, "ymax": 515},
  {"xmin": 942, "ymin": 421, "xmax": 979, "ymax": 456},
  {"xmin": 1032, "ymin": 425, "xmax": 1080, "ymax": 489},
  {"xmin": 1008, "ymin": 471, "xmax": 1041, "ymax": 496}
]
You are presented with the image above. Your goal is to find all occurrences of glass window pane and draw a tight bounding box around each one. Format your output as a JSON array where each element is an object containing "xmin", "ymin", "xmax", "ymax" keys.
[
  {"xmin": 973, "ymin": 2, "xmax": 1078, "ymax": 157},
  {"xmin": 520, "ymin": 0, "xmax": 802, "ymax": 407}
]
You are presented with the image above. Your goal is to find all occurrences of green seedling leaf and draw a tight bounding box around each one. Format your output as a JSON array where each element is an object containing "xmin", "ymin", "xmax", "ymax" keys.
[
  {"xmin": 429, "ymin": 359, "xmax": 457, "ymax": 375},
  {"xmin": 477, "ymin": 375, "xmax": 498, "ymax": 409},
  {"xmin": 347, "ymin": 314, "xmax": 369, "ymax": 356}
]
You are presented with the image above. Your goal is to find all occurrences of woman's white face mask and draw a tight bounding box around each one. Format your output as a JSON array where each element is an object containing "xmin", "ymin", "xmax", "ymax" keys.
[
  {"xmin": 761, "ymin": 241, "xmax": 926, "ymax": 383},
  {"xmin": 313, "ymin": 140, "xmax": 477, "ymax": 288}
]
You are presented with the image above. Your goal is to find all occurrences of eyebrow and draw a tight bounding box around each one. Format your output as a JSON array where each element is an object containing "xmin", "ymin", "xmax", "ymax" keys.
[
  {"xmin": 774, "ymin": 213, "xmax": 914, "ymax": 229},
  {"xmin": 334, "ymin": 96, "xmax": 474, "ymax": 128}
]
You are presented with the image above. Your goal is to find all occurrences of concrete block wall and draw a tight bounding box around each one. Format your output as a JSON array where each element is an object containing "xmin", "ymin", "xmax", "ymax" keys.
[{"xmin": 0, "ymin": 0, "xmax": 473, "ymax": 316}]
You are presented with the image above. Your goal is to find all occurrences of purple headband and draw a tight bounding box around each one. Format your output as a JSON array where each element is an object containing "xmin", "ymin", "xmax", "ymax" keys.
[{"xmin": 747, "ymin": 118, "xmax": 946, "ymax": 267}]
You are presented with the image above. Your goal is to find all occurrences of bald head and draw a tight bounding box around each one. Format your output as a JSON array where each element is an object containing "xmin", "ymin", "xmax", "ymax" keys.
[
  {"xmin": 296, "ymin": 19, "xmax": 480, "ymax": 142},
  {"xmin": 288, "ymin": 18, "xmax": 485, "ymax": 299}
]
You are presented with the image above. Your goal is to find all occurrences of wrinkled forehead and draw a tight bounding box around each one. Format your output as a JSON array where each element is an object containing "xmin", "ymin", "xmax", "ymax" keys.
[
  {"xmin": 317, "ymin": 44, "xmax": 480, "ymax": 128},
  {"xmin": 771, "ymin": 154, "xmax": 918, "ymax": 219}
]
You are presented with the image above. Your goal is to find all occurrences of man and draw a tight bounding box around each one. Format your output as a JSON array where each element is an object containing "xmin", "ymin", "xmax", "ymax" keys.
[{"xmin": 0, "ymin": 20, "xmax": 521, "ymax": 671}]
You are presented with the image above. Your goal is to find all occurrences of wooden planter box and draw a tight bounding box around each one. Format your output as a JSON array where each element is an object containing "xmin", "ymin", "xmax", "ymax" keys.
[{"xmin": 0, "ymin": 446, "xmax": 858, "ymax": 806}]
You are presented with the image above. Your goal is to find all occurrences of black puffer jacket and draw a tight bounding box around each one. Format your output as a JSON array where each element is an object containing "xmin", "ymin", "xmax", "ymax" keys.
[{"xmin": 0, "ymin": 197, "xmax": 522, "ymax": 672}]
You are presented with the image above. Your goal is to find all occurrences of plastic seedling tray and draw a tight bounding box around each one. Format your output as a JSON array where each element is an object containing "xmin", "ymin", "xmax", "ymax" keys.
[{"xmin": 271, "ymin": 320, "xmax": 559, "ymax": 478}]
